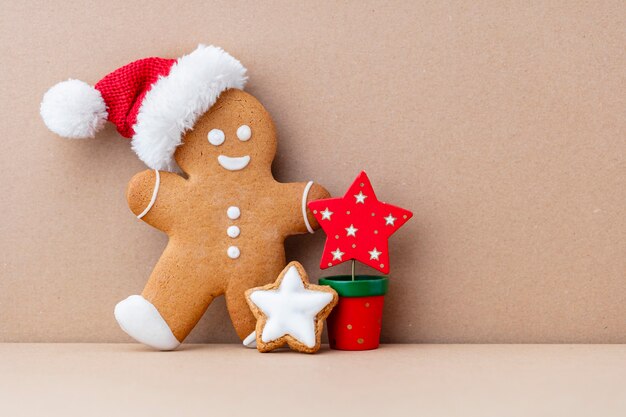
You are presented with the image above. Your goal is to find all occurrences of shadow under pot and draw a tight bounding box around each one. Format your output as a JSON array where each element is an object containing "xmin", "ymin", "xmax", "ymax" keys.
[{"xmin": 318, "ymin": 275, "xmax": 388, "ymax": 351}]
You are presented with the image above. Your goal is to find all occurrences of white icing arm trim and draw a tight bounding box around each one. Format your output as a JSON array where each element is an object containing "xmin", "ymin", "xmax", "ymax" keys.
[
  {"xmin": 137, "ymin": 169, "xmax": 160, "ymax": 219},
  {"xmin": 302, "ymin": 181, "xmax": 315, "ymax": 234}
]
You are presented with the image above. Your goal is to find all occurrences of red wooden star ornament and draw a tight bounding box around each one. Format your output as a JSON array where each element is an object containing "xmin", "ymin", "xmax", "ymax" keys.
[{"xmin": 308, "ymin": 171, "xmax": 412, "ymax": 274}]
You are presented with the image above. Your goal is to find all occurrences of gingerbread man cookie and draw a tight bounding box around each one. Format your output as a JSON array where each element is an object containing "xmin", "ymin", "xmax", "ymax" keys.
[
  {"xmin": 40, "ymin": 46, "xmax": 329, "ymax": 350},
  {"xmin": 120, "ymin": 89, "xmax": 329, "ymax": 349}
]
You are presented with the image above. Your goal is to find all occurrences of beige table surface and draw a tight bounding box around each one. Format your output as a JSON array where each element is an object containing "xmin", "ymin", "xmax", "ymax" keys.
[{"xmin": 0, "ymin": 344, "xmax": 624, "ymax": 416}]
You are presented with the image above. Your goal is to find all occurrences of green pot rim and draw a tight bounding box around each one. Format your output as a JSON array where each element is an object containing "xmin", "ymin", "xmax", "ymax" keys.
[{"xmin": 318, "ymin": 275, "xmax": 388, "ymax": 297}]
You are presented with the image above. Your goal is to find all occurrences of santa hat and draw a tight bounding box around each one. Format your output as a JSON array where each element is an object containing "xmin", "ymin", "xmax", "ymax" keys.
[{"xmin": 40, "ymin": 45, "xmax": 247, "ymax": 171}]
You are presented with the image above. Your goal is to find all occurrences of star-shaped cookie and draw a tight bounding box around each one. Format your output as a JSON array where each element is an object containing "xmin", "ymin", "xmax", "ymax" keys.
[{"xmin": 245, "ymin": 261, "xmax": 338, "ymax": 353}]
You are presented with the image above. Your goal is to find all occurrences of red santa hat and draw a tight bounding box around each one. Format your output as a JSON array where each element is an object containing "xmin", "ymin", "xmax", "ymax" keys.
[{"xmin": 40, "ymin": 45, "xmax": 247, "ymax": 171}]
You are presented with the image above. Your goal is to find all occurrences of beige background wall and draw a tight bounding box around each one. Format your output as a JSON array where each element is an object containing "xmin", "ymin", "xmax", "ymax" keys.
[{"xmin": 0, "ymin": 1, "xmax": 624, "ymax": 343}]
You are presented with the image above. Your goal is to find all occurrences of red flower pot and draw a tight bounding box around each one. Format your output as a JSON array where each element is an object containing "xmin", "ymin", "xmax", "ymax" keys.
[{"xmin": 318, "ymin": 275, "xmax": 388, "ymax": 350}]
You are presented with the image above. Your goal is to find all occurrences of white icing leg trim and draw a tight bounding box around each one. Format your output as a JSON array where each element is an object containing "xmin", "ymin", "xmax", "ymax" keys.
[
  {"xmin": 302, "ymin": 181, "xmax": 315, "ymax": 234},
  {"xmin": 137, "ymin": 169, "xmax": 160, "ymax": 219},
  {"xmin": 243, "ymin": 331, "xmax": 257, "ymax": 348},
  {"xmin": 114, "ymin": 295, "xmax": 180, "ymax": 351}
]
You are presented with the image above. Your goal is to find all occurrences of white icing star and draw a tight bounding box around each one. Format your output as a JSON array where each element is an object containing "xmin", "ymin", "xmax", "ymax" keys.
[
  {"xmin": 249, "ymin": 266, "xmax": 334, "ymax": 348},
  {"xmin": 320, "ymin": 208, "xmax": 333, "ymax": 221},
  {"xmin": 354, "ymin": 191, "xmax": 367, "ymax": 204},
  {"xmin": 368, "ymin": 247, "xmax": 382, "ymax": 260},
  {"xmin": 345, "ymin": 224, "xmax": 358, "ymax": 237},
  {"xmin": 384, "ymin": 214, "xmax": 397, "ymax": 226},
  {"xmin": 331, "ymin": 248, "xmax": 345, "ymax": 261}
]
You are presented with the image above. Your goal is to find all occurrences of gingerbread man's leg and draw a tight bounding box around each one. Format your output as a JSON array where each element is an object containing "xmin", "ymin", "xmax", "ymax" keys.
[
  {"xmin": 115, "ymin": 242, "xmax": 224, "ymax": 350},
  {"xmin": 225, "ymin": 259, "xmax": 286, "ymax": 341}
]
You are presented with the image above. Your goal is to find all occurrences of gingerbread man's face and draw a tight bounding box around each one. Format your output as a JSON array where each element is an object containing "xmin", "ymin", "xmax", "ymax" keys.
[{"xmin": 174, "ymin": 89, "xmax": 277, "ymax": 178}]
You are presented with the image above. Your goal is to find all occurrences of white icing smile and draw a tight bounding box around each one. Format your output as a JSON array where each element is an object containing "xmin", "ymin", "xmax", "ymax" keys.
[{"xmin": 217, "ymin": 155, "xmax": 250, "ymax": 171}]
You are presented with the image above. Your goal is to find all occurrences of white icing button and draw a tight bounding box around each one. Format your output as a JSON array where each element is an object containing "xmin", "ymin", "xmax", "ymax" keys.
[
  {"xmin": 208, "ymin": 129, "xmax": 225, "ymax": 146},
  {"xmin": 237, "ymin": 125, "xmax": 251, "ymax": 141},
  {"xmin": 227, "ymin": 225, "xmax": 240, "ymax": 238},
  {"xmin": 227, "ymin": 206, "xmax": 240, "ymax": 219},
  {"xmin": 227, "ymin": 246, "xmax": 240, "ymax": 259}
]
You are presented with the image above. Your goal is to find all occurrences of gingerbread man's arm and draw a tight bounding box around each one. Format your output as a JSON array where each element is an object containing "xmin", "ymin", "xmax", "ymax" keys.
[
  {"xmin": 126, "ymin": 169, "xmax": 187, "ymax": 232},
  {"xmin": 280, "ymin": 181, "xmax": 330, "ymax": 236}
]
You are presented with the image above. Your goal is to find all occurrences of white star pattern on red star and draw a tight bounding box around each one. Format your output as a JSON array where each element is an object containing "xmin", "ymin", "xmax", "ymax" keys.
[
  {"xmin": 345, "ymin": 224, "xmax": 358, "ymax": 237},
  {"xmin": 320, "ymin": 208, "xmax": 333, "ymax": 220},
  {"xmin": 384, "ymin": 214, "xmax": 397, "ymax": 226},
  {"xmin": 368, "ymin": 247, "xmax": 382, "ymax": 260},
  {"xmin": 331, "ymin": 248, "xmax": 345, "ymax": 261},
  {"xmin": 354, "ymin": 191, "xmax": 367, "ymax": 204}
]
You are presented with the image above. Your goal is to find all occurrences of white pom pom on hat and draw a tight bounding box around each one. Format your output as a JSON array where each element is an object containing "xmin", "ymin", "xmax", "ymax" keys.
[
  {"xmin": 40, "ymin": 45, "xmax": 247, "ymax": 171},
  {"xmin": 40, "ymin": 79, "xmax": 108, "ymax": 139}
]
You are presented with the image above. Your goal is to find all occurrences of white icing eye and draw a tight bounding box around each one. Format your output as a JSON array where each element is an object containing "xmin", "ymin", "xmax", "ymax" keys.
[
  {"xmin": 208, "ymin": 129, "xmax": 225, "ymax": 146},
  {"xmin": 237, "ymin": 125, "xmax": 252, "ymax": 141}
]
